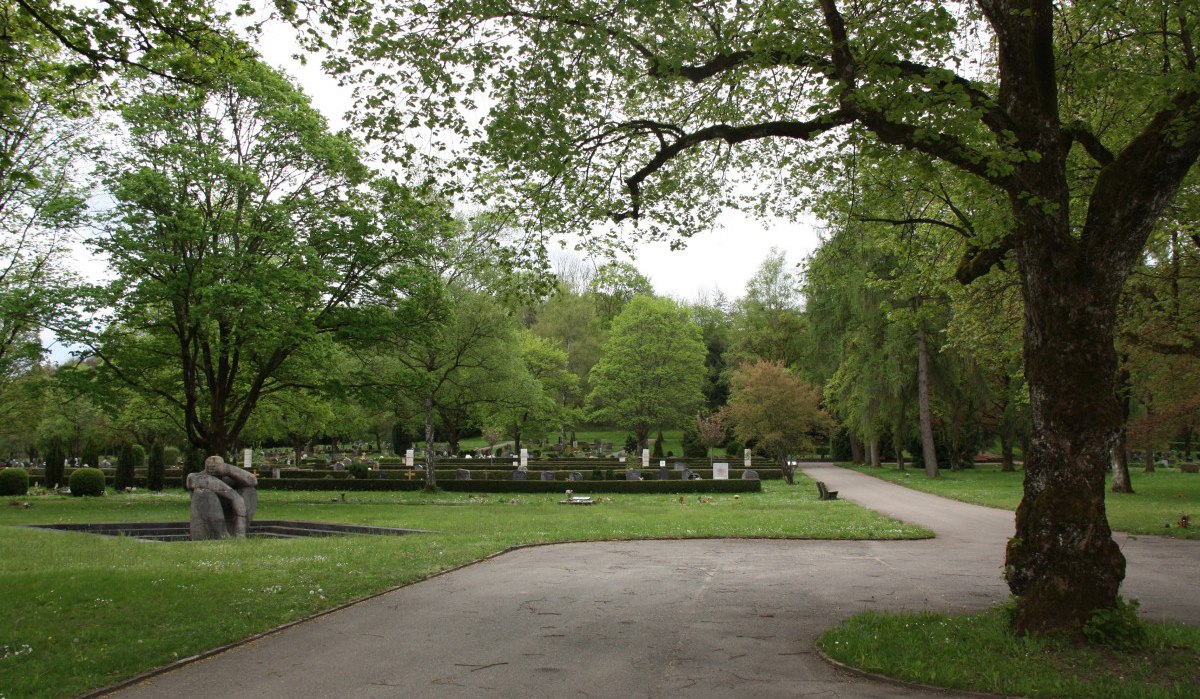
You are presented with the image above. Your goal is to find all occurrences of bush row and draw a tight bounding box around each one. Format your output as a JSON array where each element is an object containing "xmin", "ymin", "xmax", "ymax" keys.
[{"xmin": 254, "ymin": 478, "xmax": 762, "ymax": 494}]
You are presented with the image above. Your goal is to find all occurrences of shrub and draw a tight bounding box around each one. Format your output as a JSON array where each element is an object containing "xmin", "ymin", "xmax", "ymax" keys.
[
  {"xmin": 114, "ymin": 444, "xmax": 137, "ymax": 490},
  {"xmin": 80, "ymin": 441, "xmax": 101, "ymax": 469},
  {"xmin": 147, "ymin": 442, "xmax": 166, "ymax": 491},
  {"xmin": 163, "ymin": 446, "xmax": 180, "ymax": 468},
  {"xmin": 681, "ymin": 427, "xmax": 707, "ymax": 458},
  {"xmin": 348, "ymin": 461, "xmax": 370, "ymax": 479},
  {"xmin": 181, "ymin": 446, "xmax": 204, "ymax": 480},
  {"xmin": 69, "ymin": 468, "xmax": 106, "ymax": 497},
  {"xmin": 1083, "ymin": 597, "xmax": 1147, "ymax": 650},
  {"xmin": 131, "ymin": 444, "xmax": 146, "ymax": 469},
  {"xmin": 42, "ymin": 440, "xmax": 66, "ymax": 488},
  {"xmin": 0, "ymin": 467, "xmax": 30, "ymax": 496}
]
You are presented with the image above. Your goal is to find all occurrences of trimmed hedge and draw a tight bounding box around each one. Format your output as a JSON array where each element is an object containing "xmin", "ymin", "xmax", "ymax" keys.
[
  {"xmin": 0, "ymin": 467, "xmax": 30, "ymax": 496},
  {"xmin": 255, "ymin": 478, "xmax": 762, "ymax": 494},
  {"xmin": 69, "ymin": 468, "xmax": 107, "ymax": 497}
]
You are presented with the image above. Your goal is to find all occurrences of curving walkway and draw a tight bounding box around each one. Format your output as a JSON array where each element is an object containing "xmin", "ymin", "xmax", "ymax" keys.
[{"xmin": 100, "ymin": 464, "xmax": 1199, "ymax": 699}]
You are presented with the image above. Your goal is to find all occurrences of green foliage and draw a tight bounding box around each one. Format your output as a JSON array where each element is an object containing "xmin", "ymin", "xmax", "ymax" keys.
[
  {"xmin": 67, "ymin": 57, "xmax": 443, "ymax": 456},
  {"xmin": 391, "ymin": 423, "xmax": 413, "ymax": 454},
  {"xmin": 41, "ymin": 439, "xmax": 65, "ymax": 488},
  {"xmin": 588, "ymin": 297, "xmax": 707, "ymax": 448},
  {"xmin": 0, "ymin": 467, "xmax": 29, "ymax": 496},
  {"xmin": 162, "ymin": 446, "xmax": 179, "ymax": 468},
  {"xmin": 681, "ymin": 426, "xmax": 708, "ymax": 458},
  {"xmin": 347, "ymin": 461, "xmax": 370, "ymax": 479},
  {"xmin": 146, "ymin": 442, "xmax": 165, "ymax": 491},
  {"xmin": 1083, "ymin": 598, "xmax": 1147, "ymax": 651},
  {"xmin": 181, "ymin": 445, "xmax": 204, "ymax": 480},
  {"xmin": 68, "ymin": 468, "xmax": 106, "ymax": 497},
  {"xmin": 114, "ymin": 444, "xmax": 136, "ymax": 491}
]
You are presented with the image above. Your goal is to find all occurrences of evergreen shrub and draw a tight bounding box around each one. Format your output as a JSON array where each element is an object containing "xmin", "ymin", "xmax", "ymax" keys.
[
  {"xmin": 42, "ymin": 441, "xmax": 66, "ymax": 489},
  {"xmin": 69, "ymin": 468, "xmax": 106, "ymax": 497},
  {"xmin": 147, "ymin": 443, "xmax": 166, "ymax": 491},
  {"xmin": 0, "ymin": 467, "xmax": 30, "ymax": 496},
  {"xmin": 115, "ymin": 444, "xmax": 136, "ymax": 490}
]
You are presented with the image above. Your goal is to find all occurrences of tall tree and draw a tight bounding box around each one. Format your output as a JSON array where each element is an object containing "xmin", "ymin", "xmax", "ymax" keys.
[
  {"xmin": 0, "ymin": 11, "xmax": 90, "ymax": 399},
  {"xmin": 66, "ymin": 57, "xmax": 439, "ymax": 457},
  {"xmin": 313, "ymin": 0, "xmax": 1200, "ymax": 636},
  {"xmin": 729, "ymin": 249, "xmax": 807, "ymax": 368},
  {"xmin": 588, "ymin": 296, "xmax": 706, "ymax": 449}
]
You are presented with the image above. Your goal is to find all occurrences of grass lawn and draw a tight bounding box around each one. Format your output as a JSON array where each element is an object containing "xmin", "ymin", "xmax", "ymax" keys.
[
  {"xmin": 844, "ymin": 463, "xmax": 1200, "ymax": 539},
  {"xmin": 0, "ymin": 479, "xmax": 926, "ymax": 699},
  {"xmin": 819, "ymin": 606, "xmax": 1200, "ymax": 699},
  {"xmin": 826, "ymin": 463, "xmax": 1200, "ymax": 697}
]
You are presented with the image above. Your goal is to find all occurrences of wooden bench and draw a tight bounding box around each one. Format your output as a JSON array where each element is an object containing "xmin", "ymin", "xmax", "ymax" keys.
[{"xmin": 816, "ymin": 481, "xmax": 838, "ymax": 501}]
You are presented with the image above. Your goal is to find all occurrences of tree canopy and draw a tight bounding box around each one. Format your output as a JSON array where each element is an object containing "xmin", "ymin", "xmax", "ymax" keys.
[
  {"xmin": 588, "ymin": 295, "xmax": 707, "ymax": 451},
  {"xmin": 313, "ymin": 0, "xmax": 1200, "ymax": 637}
]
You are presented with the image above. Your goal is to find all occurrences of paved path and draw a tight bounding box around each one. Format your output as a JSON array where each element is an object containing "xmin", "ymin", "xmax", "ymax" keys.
[{"xmin": 102, "ymin": 465, "xmax": 1199, "ymax": 699}]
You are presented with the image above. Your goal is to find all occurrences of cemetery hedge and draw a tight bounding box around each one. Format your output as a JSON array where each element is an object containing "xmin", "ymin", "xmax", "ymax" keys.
[
  {"xmin": 253, "ymin": 478, "xmax": 762, "ymax": 494},
  {"xmin": 0, "ymin": 467, "xmax": 29, "ymax": 495},
  {"xmin": 69, "ymin": 468, "xmax": 106, "ymax": 497}
]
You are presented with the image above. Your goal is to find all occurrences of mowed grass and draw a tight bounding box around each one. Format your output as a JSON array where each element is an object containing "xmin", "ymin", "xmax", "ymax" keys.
[
  {"xmin": 819, "ymin": 607, "xmax": 1200, "ymax": 699},
  {"xmin": 0, "ymin": 480, "xmax": 928, "ymax": 699},
  {"xmin": 844, "ymin": 463, "xmax": 1200, "ymax": 539}
]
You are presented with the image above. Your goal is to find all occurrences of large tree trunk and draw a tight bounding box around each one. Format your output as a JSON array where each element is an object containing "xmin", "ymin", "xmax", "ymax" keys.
[
  {"xmin": 1000, "ymin": 432, "xmax": 1016, "ymax": 472},
  {"xmin": 1144, "ymin": 439, "xmax": 1157, "ymax": 472},
  {"xmin": 1111, "ymin": 431, "xmax": 1133, "ymax": 494},
  {"xmin": 848, "ymin": 433, "xmax": 864, "ymax": 464},
  {"xmin": 867, "ymin": 437, "xmax": 881, "ymax": 468},
  {"xmin": 1004, "ymin": 234, "xmax": 1126, "ymax": 638},
  {"xmin": 916, "ymin": 322, "xmax": 939, "ymax": 478},
  {"xmin": 1111, "ymin": 363, "xmax": 1134, "ymax": 493},
  {"xmin": 423, "ymin": 397, "xmax": 437, "ymax": 491}
]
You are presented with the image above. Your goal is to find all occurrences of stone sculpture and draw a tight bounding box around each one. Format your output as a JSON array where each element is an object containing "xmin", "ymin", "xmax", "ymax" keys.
[{"xmin": 186, "ymin": 455, "xmax": 258, "ymax": 540}]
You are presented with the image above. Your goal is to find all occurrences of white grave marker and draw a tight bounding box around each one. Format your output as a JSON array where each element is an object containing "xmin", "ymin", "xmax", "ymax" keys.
[
  {"xmin": 404, "ymin": 449, "xmax": 414, "ymax": 468},
  {"xmin": 520, "ymin": 448, "xmax": 529, "ymax": 468},
  {"xmin": 641, "ymin": 448, "xmax": 650, "ymax": 468},
  {"xmin": 713, "ymin": 463, "xmax": 729, "ymax": 480},
  {"xmin": 243, "ymin": 448, "xmax": 252, "ymax": 471},
  {"xmin": 744, "ymin": 449, "xmax": 752, "ymax": 468}
]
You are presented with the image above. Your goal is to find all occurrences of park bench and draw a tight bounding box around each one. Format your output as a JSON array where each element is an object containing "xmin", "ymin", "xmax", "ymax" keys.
[{"xmin": 816, "ymin": 481, "xmax": 838, "ymax": 501}]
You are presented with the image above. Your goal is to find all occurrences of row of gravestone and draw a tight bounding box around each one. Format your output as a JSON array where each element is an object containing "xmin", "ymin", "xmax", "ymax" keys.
[{"xmin": 455, "ymin": 468, "xmax": 760, "ymax": 481}]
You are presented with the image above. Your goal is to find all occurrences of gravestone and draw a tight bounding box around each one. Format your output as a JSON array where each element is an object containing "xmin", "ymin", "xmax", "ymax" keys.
[
  {"xmin": 540, "ymin": 470, "xmax": 556, "ymax": 481},
  {"xmin": 713, "ymin": 463, "xmax": 729, "ymax": 480},
  {"xmin": 641, "ymin": 448, "xmax": 650, "ymax": 468},
  {"xmin": 512, "ymin": 470, "xmax": 527, "ymax": 480},
  {"xmin": 186, "ymin": 455, "xmax": 258, "ymax": 540},
  {"xmin": 673, "ymin": 461, "xmax": 686, "ymax": 471},
  {"xmin": 568, "ymin": 471, "xmax": 583, "ymax": 482},
  {"xmin": 625, "ymin": 468, "xmax": 642, "ymax": 481},
  {"xmin": 456, "ymin": 468, "xmax": 471, "ymax": 480},
  {"xmin": 656, "ymin": 467, "xmax": 670, "ymax": 480},
  {"xmin": 741, "ymin": 469, "xmax": 760, "ymax": 480}
]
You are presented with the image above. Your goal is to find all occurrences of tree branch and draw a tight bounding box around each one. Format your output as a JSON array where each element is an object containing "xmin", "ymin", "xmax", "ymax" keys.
[
  {"xmin": 610, "ymin": 111, "xmax": 856, "ymax": 223},
  {"xmin": 955, "ymin": 234, "xmax": 1015, "ymax": 285},
  {"xmin": 1064, "ymin": 121, "xmax": 1115, "ymax": 166}
]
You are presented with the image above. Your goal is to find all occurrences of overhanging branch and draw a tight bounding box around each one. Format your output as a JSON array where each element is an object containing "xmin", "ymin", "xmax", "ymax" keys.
[{"xmin": 610, "ymin": 110, "xmax": 856, "ymax": 223}]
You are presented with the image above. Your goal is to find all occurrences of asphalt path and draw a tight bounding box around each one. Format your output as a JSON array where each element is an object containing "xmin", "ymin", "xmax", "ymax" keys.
[{"xmin": 100, "ymin": 464, "xmax": 1200, "ymax": 699}]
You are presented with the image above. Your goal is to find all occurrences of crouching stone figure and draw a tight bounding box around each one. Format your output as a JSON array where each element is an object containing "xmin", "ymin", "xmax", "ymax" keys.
[{"xmin": 186, "ymin": 455, "xmax": 258, "ymax": 540}]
